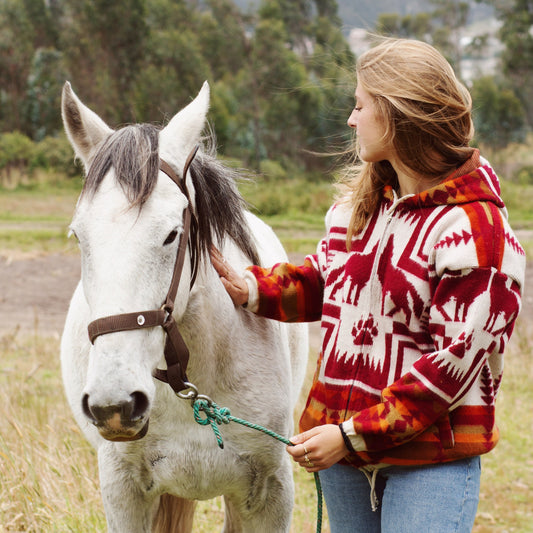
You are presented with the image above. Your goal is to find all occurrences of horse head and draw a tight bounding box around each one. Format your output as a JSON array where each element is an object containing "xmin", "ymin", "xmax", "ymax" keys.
[{"xmin": 61, "ymin": 82, "xmax": 210, "ymax": 441}]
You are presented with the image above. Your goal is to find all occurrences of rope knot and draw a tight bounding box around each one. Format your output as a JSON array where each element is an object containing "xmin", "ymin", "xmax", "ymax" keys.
[
  {"xmin": 193, "ymin": 399, "xmax": 231, "ymax": 449},
  {"xmin": 187, "ymin": 393, "xmax": 323, "ymax": 532}
]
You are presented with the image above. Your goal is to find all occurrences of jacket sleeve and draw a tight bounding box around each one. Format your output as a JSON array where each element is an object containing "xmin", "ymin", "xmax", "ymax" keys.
[{"xmin": 245, "ymin": 255, "xmax": 325, "ymax": 322}]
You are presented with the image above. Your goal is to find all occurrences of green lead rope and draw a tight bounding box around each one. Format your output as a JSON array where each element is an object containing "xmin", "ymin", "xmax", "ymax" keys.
[{"xmin": 192, "ymin": 398, "xmax": 323, "ymax": 533}]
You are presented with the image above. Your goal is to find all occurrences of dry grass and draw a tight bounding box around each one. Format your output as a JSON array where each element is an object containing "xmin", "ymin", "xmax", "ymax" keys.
[
  {"xmin": 473, "ymin": 318, "xmax": 533, "ymax": 533},
  {"xmin": 0, "ymin": 330, "xmax": 327, "ymax": 532},
  {"xmin": 0, "ymin": 332, "xmax": 104, "ymax": 531},
  {"xmin": 1, "ymin": 321, "xmax": 532, "ymax": 531}
]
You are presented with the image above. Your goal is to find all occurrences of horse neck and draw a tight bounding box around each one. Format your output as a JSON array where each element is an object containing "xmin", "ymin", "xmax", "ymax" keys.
[{"xmin": 175, "ymin": 265, "xmax": 238, "ymax": 381}]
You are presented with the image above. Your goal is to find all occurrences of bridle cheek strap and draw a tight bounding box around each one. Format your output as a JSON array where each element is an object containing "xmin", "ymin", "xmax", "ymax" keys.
[{"xmin": 86, "ymin": 147, "xmax": 199, "ymax": 394}]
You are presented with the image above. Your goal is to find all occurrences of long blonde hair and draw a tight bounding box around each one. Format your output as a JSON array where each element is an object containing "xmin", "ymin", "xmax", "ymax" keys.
[{"xmin": 337, "ymin": 38, "xmax": 475, "ymax": 245}]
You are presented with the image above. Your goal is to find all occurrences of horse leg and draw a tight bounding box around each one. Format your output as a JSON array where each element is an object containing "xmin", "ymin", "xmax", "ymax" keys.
[
  {"xmin": 98, "ymin": 445, "xmax": 158, "ymax": 533},
  {"xmin": 222, "ymin": 459, "xmax": 295, "ymax": 533},
  {"xmin": 152, "ymin": 494, "xmax": 196, "ymax": 532}
]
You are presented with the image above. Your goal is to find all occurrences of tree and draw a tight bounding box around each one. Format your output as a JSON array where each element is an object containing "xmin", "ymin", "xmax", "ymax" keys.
[
  {"xmin": 489, "ymin": 0, "xmax": 533, "ymax": 126},
  {"xmin": 429, "ymin": 0, "xmax": 469, "ymax": 68},
  {"xmin": 61, "ymin": 0, "xmax": 149, "ymax": 124},
  {"xmin": 375, "ymin": 1, "xmax": 471, "ymax": 72},
  {"xmin": 0, "ymin": 0, "xmax": 40, "ymax": 134},
  {"xmin": 470, "ymin": 75, "xmax": 526, "ymax": 148},
  {"xmin": 0, "ymin": 0, "xmax": 358, "ymax": 174},
  {"xmin": 198, "ymin": 0, "xmax": 250, "ymax": 79},
  {"xmin": 376, "ymin": 12, "xmax": 432, "ymax": 40},
  {"xmin": 25, "ymin": 48, "xmax": 68, "ymax": 141}
]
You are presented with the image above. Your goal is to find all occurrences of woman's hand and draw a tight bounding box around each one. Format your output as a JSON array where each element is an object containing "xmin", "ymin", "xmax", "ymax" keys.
[
  {"xmin": 210, "ymin": 247, "xmax": 249, "ymax": 306},
  {"xmin": 286, "ymin": 425, "xmax": 350, "ymax": 473}
]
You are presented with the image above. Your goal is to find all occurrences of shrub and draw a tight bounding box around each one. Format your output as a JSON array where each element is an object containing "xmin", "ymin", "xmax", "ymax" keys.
[
  {"xmin": 32, "ymin": 135, "xmax": 80, "ymax": 177},
  {"xmin": 259, "ymin": 159, "xmax": 287, "ymax": 181},
  {"xmin": 0, "ymin": 132, "xmax": 35, "ymax": 187}
]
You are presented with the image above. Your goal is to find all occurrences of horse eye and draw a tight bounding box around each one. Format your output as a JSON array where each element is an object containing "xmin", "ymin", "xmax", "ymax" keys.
[{"xmin": 163, "ymin": 230, "xmax": 178, "ymax": 246}]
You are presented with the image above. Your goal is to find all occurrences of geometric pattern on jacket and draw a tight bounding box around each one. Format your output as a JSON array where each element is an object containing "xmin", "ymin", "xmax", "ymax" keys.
[{"xmin": 247, "ymin": 151, "xmax": 525, "ymax": 466}]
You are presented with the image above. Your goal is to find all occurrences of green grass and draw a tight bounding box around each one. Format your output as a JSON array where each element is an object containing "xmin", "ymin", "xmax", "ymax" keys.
[
  {"xmin": 0, "ymin": 177, "xmax": 81, "ymax": 254},
  {"xmin": 500, "ymin": 180, "xmax": 533, "ymax": 229}
]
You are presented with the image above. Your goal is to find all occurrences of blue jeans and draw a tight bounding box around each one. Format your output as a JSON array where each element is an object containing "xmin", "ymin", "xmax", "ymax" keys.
[{"xmin": 319, "ymin": 457, "xmax": 480, "ymax": 533}]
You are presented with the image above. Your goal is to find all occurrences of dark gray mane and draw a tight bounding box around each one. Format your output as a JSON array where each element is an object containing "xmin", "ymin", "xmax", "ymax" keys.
[{"xmin": 83, "ymin": 124, "xmax": 259, "ymax": 264}]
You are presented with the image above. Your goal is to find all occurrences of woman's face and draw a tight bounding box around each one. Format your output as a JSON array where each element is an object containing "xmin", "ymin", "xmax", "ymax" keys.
[{"xmin": 347, "ymin": 86, "xmax": 393, "ymax": 163}]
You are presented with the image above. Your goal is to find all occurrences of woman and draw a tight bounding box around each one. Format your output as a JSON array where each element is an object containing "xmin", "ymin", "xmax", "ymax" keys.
[{"xmin": 211, "ymin": 38, "xmax": 525, "ymax": 532}]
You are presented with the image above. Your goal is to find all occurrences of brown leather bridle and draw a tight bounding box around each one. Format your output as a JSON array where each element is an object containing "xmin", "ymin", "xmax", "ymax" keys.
[{"xmin": 87, "ymin": 146, "xmax": 200, "ymax": 394}]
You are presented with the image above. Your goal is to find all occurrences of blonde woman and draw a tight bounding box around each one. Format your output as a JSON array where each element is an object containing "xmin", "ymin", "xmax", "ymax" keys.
[{"xmin": 212, "ymin": 39, "xmax": 525, "ymax": 532}]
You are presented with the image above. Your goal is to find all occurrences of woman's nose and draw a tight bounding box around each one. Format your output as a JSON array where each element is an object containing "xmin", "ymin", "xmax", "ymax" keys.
[{"xmin": 347, "ymin": 110, "xmax": 357, "ymax": 128}]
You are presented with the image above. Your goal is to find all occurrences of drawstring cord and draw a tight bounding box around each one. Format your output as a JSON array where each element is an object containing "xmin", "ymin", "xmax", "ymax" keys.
[{"xmin": 361, "ymin": 467, "xmax": 380, "ymax": 512}]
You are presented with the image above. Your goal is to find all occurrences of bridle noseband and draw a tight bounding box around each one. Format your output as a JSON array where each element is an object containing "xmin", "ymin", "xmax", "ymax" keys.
[{"xmin": 87, "ymin": 146, "xmax": 200, "ymax": 393}]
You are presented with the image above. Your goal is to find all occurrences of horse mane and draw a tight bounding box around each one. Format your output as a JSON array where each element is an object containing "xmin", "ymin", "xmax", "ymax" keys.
[
  {"xmin": 82, "ymin": 124, "xmax": 259, "ymax": 264},
  {"xmin": 190, "ymin": 152, "xmax": 260, "ymax": 265}
]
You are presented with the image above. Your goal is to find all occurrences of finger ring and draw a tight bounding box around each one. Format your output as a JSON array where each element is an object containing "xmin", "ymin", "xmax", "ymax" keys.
[
  {"xmin": 304, "ymin": 455, "xmax": 314, "ymax": 468},
  {"xmin": 303, "ymin": 445, "xmax": 309, "ymax": 455}
]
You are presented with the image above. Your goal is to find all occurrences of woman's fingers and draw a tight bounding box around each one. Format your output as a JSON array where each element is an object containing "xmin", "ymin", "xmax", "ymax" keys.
[
  {"xmin": 210, "ymin": 246, "xmax": 250, "ymax": 306},
  {"xmin": 286, "ymin": 425, "xmax": 350, "ymax": 472}
]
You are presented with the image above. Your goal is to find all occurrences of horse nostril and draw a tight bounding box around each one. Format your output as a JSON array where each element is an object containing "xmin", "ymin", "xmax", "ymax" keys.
[
  {"xmin": 81, "ymin": 392, "xmax": 149, "ymax": 426},
  {"xmin": 130, "ymin": 391, "xmax": 149, "ymax": 421},
  {"xmin": 82, "ymin": 393, "xmax": 98, "ymax": 424}
]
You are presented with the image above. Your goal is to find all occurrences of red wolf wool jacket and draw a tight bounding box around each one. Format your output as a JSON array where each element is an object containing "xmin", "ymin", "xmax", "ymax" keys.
[{"xmin": 243, "ymin": 151, "xmax": 525, "ymax": 467}]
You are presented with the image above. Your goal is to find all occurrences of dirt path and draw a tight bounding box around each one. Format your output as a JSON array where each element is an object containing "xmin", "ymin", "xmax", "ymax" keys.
[
  {"xmin": 0, "ymin": 253, "xmax": 80, "ymax": 337},
  {"xmin": 0, "ymin": 245, "xmax": 530, "ymax": 342}
]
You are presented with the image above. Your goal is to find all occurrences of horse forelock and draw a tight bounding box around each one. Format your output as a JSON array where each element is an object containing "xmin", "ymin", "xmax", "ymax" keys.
[
  {"xmin": 81, "ymin": 124, "xmax": 259, "ymax": 264},
  {"xmin": 82, "ymin": 124, "xmax": 160, "ymax": 208}
]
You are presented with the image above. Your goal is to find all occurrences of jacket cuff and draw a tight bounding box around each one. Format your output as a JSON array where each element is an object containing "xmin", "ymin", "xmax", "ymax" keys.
[
  {"xmin": 243, "ymin": 270, "xmax": 259, "ymax": 312},
  {"xmin": 341, "ymin": 419, "xmax": 367, "ymax": 452}
]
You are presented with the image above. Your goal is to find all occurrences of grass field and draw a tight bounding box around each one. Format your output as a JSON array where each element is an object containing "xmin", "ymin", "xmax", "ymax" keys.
[
  {"xmin": 1, "ymin": 310, "xmax": 532, "ymax": 531},
  {"xmin": 1, "ymin": 172, "xmax": 532, "ymax": 531}
]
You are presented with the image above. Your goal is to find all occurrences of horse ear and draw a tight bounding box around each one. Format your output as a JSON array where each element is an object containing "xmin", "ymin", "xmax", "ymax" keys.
[
  {"xmin": 159, "ymin": 81, "xmax": 210, "ymax": 164},
  {"xmin": 61, "ymin": 81, "xmax": 114, "ymax": 168}
]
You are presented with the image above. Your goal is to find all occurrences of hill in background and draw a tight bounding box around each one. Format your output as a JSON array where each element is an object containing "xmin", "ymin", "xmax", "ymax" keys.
[{"xmin": 233, "ymin": 0, "xmax": 494, "ymax": 30}]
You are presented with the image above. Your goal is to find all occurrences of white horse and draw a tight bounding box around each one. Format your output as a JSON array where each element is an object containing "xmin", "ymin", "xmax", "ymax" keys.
[{"xmin": 60, "ymin": 81, "xmax": 308, "ymax": 532}]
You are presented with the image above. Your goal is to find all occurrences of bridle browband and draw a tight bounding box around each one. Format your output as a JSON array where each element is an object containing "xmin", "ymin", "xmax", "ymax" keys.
[{"xmin": 87, "ymin": 146, "xmax": 200, "ymax": 393}]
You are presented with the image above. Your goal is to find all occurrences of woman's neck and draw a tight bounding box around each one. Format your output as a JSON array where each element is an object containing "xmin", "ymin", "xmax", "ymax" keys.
[{"xmin": 390, "ymin": 156, "xmax": 444, "ymax": 197}]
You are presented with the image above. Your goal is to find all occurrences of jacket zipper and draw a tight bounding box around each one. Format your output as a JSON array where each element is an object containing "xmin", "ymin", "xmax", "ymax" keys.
[{"xmin": 342, "ymin": 194, "xmax": 405, "ymax": 420}]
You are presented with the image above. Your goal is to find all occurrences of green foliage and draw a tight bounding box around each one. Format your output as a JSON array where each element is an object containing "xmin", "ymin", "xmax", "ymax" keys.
[
  {"xmin": 375, "ymin": 0, "xmax": 470, "ymax": 69},
  {"xmin": 4, "ymin": 0, "xmax": 532, "ymax": 177},
  {"xmin": 62, "ymin": 0, "xmax": 149, "ymax": 124},
  {"xmin": 0, "ymin": 132, "xmax": 81, "ymax": 187},
  {"xmin": 471, "ymin": 76, "xmax": 527, "ymax": 149},
  {"xmin": 26, "ymin": 48, "xmax": 69, "ymax": 141},
  {"xmin": 239, "ymin": 169, "xmax": 333, "ymax": 217},
  {"xmin": 484, "ymin": 0, "xmax": 533, "ymax": 127},
  {"xmin": 0, "ymin": 0, "xmax": 38, "ymax": 135},
  {"xmin": 513, "ymin": 165, "xmax": 533, "ymax": 186},
  {"xmin": 0, "ymin": 132, "xmax": 35, "ymax": 186},
  {"xmin": 376, "ymin": 12, "xmax": 432, "ymax": 40},
  {"xmin": 0, "ymin": 0, "xmax": 357, "ymax": 175},
  {"xmin": 32, "ymin": 135, "xmax": 81, "ymax": 177},
  {"xmin": 500, "ymin": 177, "xmax": 533, "ymax": 228}
]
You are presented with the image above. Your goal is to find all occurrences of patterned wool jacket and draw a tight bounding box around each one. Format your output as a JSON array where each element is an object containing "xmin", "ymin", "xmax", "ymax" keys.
[{"xmin": 245, "ymin": 151, "xmax": 525, "ymax": 467}]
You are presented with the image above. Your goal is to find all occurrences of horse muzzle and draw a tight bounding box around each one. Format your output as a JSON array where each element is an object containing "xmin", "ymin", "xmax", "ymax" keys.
[{"xmin": 82, "ymin": 391, "xmax": 150, "ymax": 441}]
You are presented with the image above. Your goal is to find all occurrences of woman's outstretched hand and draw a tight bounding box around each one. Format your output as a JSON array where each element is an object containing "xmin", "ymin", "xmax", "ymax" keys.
[{"xmin": 210, "ymin": 247, "xmax": 250, "ymax": 306}]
